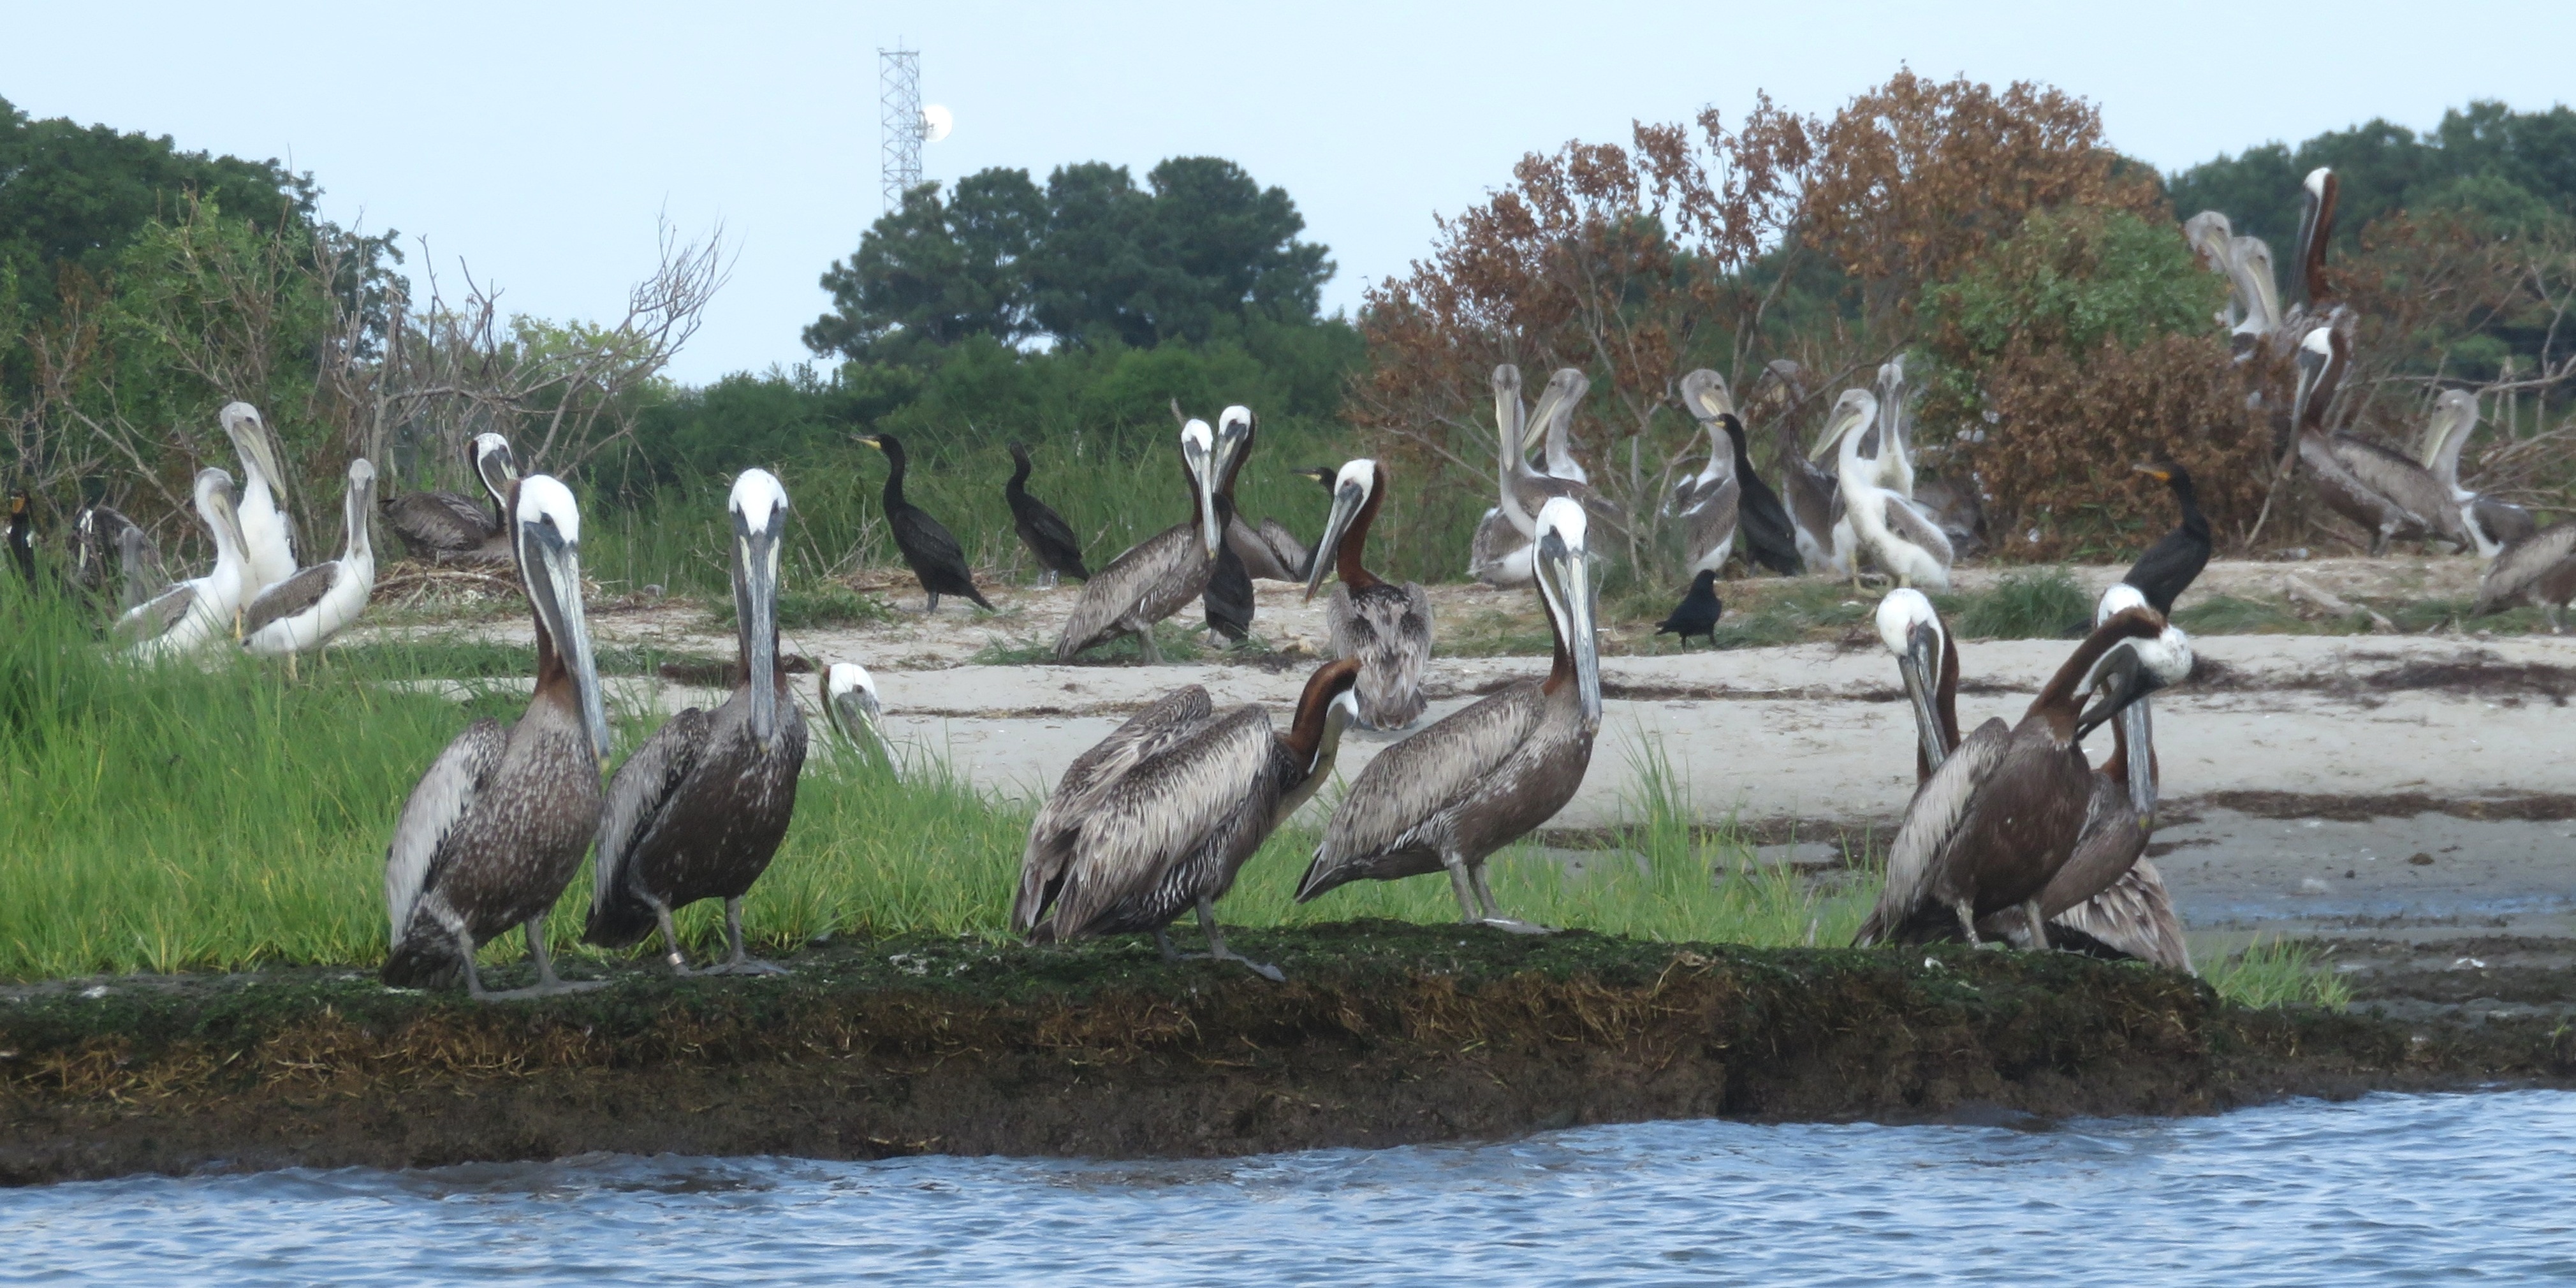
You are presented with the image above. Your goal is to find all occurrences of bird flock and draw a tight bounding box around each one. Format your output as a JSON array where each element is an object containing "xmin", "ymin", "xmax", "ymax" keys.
[{"xmin": 3, "ymin": 165, "xmax": 2554, "ymax": 999}]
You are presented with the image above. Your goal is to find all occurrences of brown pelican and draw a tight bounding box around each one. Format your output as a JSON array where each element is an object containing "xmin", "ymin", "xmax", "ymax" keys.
[
  {"xmin": 2473, "ymin": 521, "xmax": 2576, "ymax": 631},
  {"xmin": 1814, "ymin": 390, "xmax": 1951, "ymax": 589},
  {"xmin": 586, "ymin": 469, "xmax": 808, "ymax": 974},
  {"xmin": 383, "ymin": 474, "xmax": 610, "ymax": 998},
  {"xmin": 1875, "ymin": 589, "xmax": 1960, "ymax": 784},
  {"xmin": 1655, "ymin": 569, "xmax": 1723, "ymax": 648},
  {"xmin": 1204, "ymin": 522, "xmax": 1255, "ymax": 645},
  {"xmin": 860, "ymin": 433, "xmax": 993, "ymax": 613},
  {"xmin": 821, "ymin": 661, "xmax": 885, "ymax": 755},
  {"xmin": 2419, "ymin": 390, "xmax": 2536, "ymax": 557},
  {"xmin": 2183, "ymin": 211, "xmax": 2234, "ymax": 316},
  {"xmin": 1306, "ymin": 458, "xmax": 1432, "ymax": 729},
  {"xmin": 72, "ymin": 504, "xmax": 167, "ymax": 611},
  {"xmin": 1468, "ymin": 366, "xmax": 1587, "ymax": 587},
  {"xmin": 115, "ymin": 469, "xmax": 250, "ymax": 659},
  {"xmin": 1056, "ymin": 408, "xmax": 1243, "ymax": 662},
  {"xmin": 2123, "ymin": 462, "xmax": 2211, "ymax": 615},
  {"xmin": 1671, "ymin": 370, "xmax": 1741, "ymax": 576},
  {"xmin": 2290, "ymin": 325, "xmax": 2471, "ymax": 554},
  {"xmin": 383, "ymin": 433, "xmax": 518, "ymax": 565},
  {"xmin": 1870, "ymin": 357, "xmax": 1916, "ymax": 499},
  {"xmin": 1299, "ymin": 497, "xmax": 1600, "ymax": 930},
  {"xmin": 1014, "ymin": 658, "xmax": 1362, "ymax": 981},
  {"xmin": 242, "ymin": 458, "xmax": 376, "ymax": 661},
  {"xmin": 1006, "ymin": 443, "xmax": 1088, "ymax": 587},
  {"xmin": 1854, "ymin": 602, "xmax": 2192, "ymax": 949},
  {"xmin": 217, "ymin": 402, "xmax": 297, "ymax": 595},
  {"xmin": 2228, "ymin": 235, "xmax": 2283, "ymax": 353},
  {"xmin": 6, "ymin": 490, "xmax": 32, "ymax": 585},
  {"xmin": 2291, "ymin": 167, "xmax": 2339, "ymax": 311}
]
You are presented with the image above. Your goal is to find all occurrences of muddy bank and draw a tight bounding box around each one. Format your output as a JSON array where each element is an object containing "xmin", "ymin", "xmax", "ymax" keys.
[{"xmin": 4, "ymin": 923, "xmax": 2571, "ymax": 1185}]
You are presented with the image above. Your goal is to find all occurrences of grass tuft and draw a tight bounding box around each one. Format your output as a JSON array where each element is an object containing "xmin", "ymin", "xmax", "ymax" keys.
[
  {"xmin": 1950, "ymin": 566, "xmax": 2092, "ymax": 640},
  {"xmin": 2203, "ymin": 936, "xmax": 2352, "ymax": 1010}
]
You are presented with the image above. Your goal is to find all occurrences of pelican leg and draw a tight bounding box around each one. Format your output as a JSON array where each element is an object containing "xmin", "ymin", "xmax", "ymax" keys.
[
  {"xmin": 1444, "ymin": 856, "xmax": 1482, "ymax": 925},
  {"xmin": 1174, "ymin": 897, "xmax": 1285, "ymax": 983},
  {"xmin": 455, "ymin": 927, "xmax": 488, "ymax": 1000},
  {"xmin": 1138, "ymin": 626, "xmax": 1162, "ymax": 665},
  {"xmin": 653, "ymin": 900, "xmax": 696, "ymax": 976},
  {"xmin": 1471, "ymin": 861, "xmax": 1554, "ymax": 935},
  {"xmin": 1156, "ymin": 926, "xmax": 1183, "ymax": 962},
  {"xmin": 701, "ymin": 897, "xmax": 788, "ymax": 976},
  {"xmin": 485, "ymin": 914, "xmax": 606, "ymax": 999},
  {"xmin": 2023, "ymin": 900, "xmax": 2050, "ymax": 952},
  {"xmin": 1952, "ymin": 899, "xmax": 1987, "ymax": 948}
]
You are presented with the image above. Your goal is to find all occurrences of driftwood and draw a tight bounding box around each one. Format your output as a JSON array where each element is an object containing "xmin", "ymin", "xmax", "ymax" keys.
[{"xmin": 2282, "ymin": 573, "xmax": 2396, "ymax": 633}]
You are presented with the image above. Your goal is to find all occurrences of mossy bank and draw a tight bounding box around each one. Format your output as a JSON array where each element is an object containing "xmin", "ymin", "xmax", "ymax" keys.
[{"xmin": 4, "ymin": 922, "xmax": 2572, "ymax": 1185}]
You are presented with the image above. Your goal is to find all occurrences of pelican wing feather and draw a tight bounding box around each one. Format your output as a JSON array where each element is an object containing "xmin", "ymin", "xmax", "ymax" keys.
[
  {"xmin": 1328, "ymin": 582, "xmax": 1433, "ymax": 729},
  {"xmin": 1855, "ymin": 717, "xmax": 2010, "ymax": 946},
  {"xmin": 1014, "ymin": 685, "xmax": 1218, "ymax": 930},
  {"xmin": 240, "ymin": 562, "xmax": 341, "ymax": 637},
  {"xmin": 1055, "ymin": 523, "xmax": 1209, "ymax": 660},
  {"xmin": 2478, "ymin": 522, "xmax": 2576, "ymax": 612},
  {"xmin": 592, "ymin": 707, "xmax": 711, "ymax": 910},
  {"xmin": 1882, "ymin": 495, "xmax": 1956, "ymax": 567},
  {"xmin": 2327, "ymin": 433, "xmax": 2466, "ymax": 543},
  {"xmin": 1303, "ymin": 682, "xmax": 1544, "ymax": 895},
  {"xmin": 113, "ymin": 581, "xmax": 199, "ymax": 644},
  {"xmin": 386, "ymin": 717, "xmax": 506, "ymax": 942},
  {"xmin": 1029, "ymin": 705, "xmax": 1280, "ymax": 939},
  {"xmin": 2051, "ymin": 860, "xmax": 2192, "ymax": 972},
  {"xmin": 384, "ymin": 490, "xmax": 497, "ymax": 553}
]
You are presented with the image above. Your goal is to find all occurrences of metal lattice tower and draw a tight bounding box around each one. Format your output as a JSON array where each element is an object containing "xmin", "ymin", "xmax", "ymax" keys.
[{"xmin": 879, "ymin": 46, "xmax": 922, "ymax": 211}]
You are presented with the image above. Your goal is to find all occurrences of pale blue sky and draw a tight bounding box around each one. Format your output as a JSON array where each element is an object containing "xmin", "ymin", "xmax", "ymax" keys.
[{"xmin": 6, "ymin": 1, "xmax": 2572, "ymax": 383}]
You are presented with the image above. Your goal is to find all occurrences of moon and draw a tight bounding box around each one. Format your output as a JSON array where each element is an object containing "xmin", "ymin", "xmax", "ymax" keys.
[{"xmin": 921, "ymin": 104, "xmax": 953, "ymax": 143}]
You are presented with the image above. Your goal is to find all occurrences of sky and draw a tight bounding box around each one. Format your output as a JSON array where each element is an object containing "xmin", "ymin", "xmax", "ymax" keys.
[{"xmin": 6, "ymin": 1, "xmax": 2573, "ymax": 384}]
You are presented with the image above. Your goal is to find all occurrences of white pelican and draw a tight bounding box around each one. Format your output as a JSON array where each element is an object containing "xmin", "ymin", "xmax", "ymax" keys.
[
  {"xmin": 1814, "ymin": 390, "xmax": 1952, "ymax": 590},
  {"xmin": 116, "ymin": 469, "xmax": 250, "ymax": 659},
  {"xmin": 217, "ymin": 401, "xmax": 297, "ymax": 595}
]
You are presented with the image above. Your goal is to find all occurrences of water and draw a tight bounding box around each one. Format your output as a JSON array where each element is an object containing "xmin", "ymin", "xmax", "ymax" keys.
[{"xmin": 6, "ymin": 1092, "xmax": 2573, "ymax": 1285}]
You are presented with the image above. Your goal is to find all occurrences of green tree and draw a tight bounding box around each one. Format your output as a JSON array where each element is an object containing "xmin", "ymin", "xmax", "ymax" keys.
[
  {"xmin": 803, "ymin": 169, "xmax": 1045, "ymax": 360},
  {"xmin": 2169, "ymin": 101, "xmax": 2576, "ymax": 249}
]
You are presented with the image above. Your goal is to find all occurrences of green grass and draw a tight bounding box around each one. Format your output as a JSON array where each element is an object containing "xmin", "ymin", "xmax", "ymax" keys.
[
  {"xmin": 2202, "ymin": 937, "xmax": 2352, "ymax": 1010},
  {"xmin": 1949, "ymin": 566, "xmax": 2092, "ymax": 640},
  {"xmin": 1708, "ymin": 579, "xmax": 1874, "ymax": 649},
  {"xmin": 970, "ymin": 620, "xmax": 1212, "ymax": 666},
  {"xmin": 709, "ymin": 584, "xmax": 898, "ymax": 631}
]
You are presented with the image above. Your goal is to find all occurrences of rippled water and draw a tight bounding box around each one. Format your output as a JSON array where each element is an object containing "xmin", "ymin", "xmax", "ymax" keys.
[{"xmin": 6, "ymin": 1092, "xmax": 2573, "ymax": 1285}]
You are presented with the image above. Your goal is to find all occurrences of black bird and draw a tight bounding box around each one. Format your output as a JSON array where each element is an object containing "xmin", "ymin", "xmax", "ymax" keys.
[
  {"xmin": 1655, "ymin": 569, "xmax": 1725, "ymax": 648},
  {"xmin": 1725, "ymin": 414, "xmax": 1803, "ymax": 576},
  {"xmin": 2121, "ymin": 462, "xmax": 2211, "ymax": 617},
  {"xmin": 858, "ymin": 433, "xmax": 993, "ymax": 613},
  {"xmin": 6, "ymin": 490, "xmax": 34, "ymax": 585},
  {"xmin": 1005, "ymin": 442, "xmax": 1088, "ymax": 587}
]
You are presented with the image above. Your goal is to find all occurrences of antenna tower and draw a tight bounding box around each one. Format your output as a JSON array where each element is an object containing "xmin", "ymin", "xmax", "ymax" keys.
[{"xmin": 879, "ymin": 45, "xmax": 922, "ymax": 211}]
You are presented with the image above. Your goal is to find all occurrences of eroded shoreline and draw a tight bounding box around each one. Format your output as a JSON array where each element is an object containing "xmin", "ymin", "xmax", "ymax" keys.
[{"xmin": 5, "ymin": 923, "xmax": 2572, "ymax": 1185}]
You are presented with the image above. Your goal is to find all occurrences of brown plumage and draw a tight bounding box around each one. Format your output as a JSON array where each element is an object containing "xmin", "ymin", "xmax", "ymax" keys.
[
  {"xmin": 1014, "ymin": 659, "xmax": 1362, "ymax": 981},
  {"xmin": 381, "ymin": 433, "xmax": 518, "ymax": 566},
  {"xmin": 2475, "ymin": 521, "xmax": 2576, "ymax": 631},
  {"xmin": 1056, "ymin": 409, "xmax": 1247, "ymax": 662},
  {"xmin": 1307, "ymin": 459, "xmax": 1432, "ymax": 729}
]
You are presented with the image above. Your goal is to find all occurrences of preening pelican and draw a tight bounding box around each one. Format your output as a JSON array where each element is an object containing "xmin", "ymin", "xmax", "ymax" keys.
[
  {"xmin": 1006, "ymin": 442, "xmax": 1089, "ymax": 587},
  {"xmin": 2473, "ymin": 520, "xmax": 2576, "ymax": 632},
  {"xmin": 2420, "ymin": 391, "xmax": 2535, "ymax": 557},
  {"xmin": 587, "ymin": 469, "xmax": 809, "ymax": 974},
  {"xmin": 1760, "ymin": 360, "xmax": 1845, "ymax": 578},
  {"xmin": 383, "ymin": 474, "xmax": 610, "ymax": 998},
  {"xmin": 1655, "ymin": 569, "xmax": 1723, "ymax": 648},
  {"xmin": 1306, "ymin": 458, "xmax": 1433, "ymax": 729},
  {"xmin": 217, "ymin": 402, "xmax": 296, "ymax": 595},
  {"xmin": 821, "ymin": 661, "xmax": 885, "ymax": 755},
  {"xmin": 1815, "ymin": 390, "xmax": 1952, "ymax": 590},
  {"xmin": 1014, "ymin": 659, "xmax": 1362, "ymax": 981},
  {"xmin": 1871, "ymin": 356, "xmax": 1916, "ymax": 499},
  {"xmin": 1299, "ymin": 497, "xmax": 1600, "ymax": 931},
  {"xmin": 1468, "ymin": 366, "xmax": 1588, "ymax": 587},
  {"xmin": 383, "ymin": 433, "xmax": 518, "ymax": 565},
  {"xmin": 1855, "ymin": 603, "xmax": 2192, "ymax": 949},
  {"xmin": 2290, "ymin": 325, "xmax": 2470, "ymax": 554},
  {"xmin": 1671, "ymin": 370, "xmax": 1741, "ymax": 576},
  {"xmin": 859, "ymin": 432, "xmax": 992, "ymax": 613},
  {"xmin": 115, "ymin": 469, "xmax": 249, "ymax": 659},
  {"xmin": 1057, "ymin": 408, "xmax": 1245, "ymax": 662},
  {"xmin": 73, "ymin": 504, "xmax": 166, "ymax": 611},
  {"xmin": 2122, "ymin": 462, "xmax": 2211, "ymax": 616},
  {"xmin": 242, "ymin": 458, "xmax": 376, "ymax": 659}
]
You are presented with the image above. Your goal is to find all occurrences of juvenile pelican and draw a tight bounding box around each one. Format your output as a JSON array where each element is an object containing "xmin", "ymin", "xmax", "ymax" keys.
[
  {"xmin": 242, "ymin": 458, "xmax": 376, "ymax": 659},
  {"xmin": 2419, "ymin": 390, "xmax": 2535, "ymax": 557},
  {"xmin": 2183, "ymin": 212, "xmax": 2235, "ymax": 321},
  {"xmin": 115, "ymin": 469, "xmax": 249, "ymax": 659},
  {"xmin": 1855, "ymin": 604, "xmax": 2192, "ymax": 949},
  {"xmin": 1871, "ymin": 356, "xmax": 1915, "ymax": 499},
  {"xmin": 1057, "ymin": 408, "xmax": 1245, "ymax": 662},
  {"xmin": 1671, "ymin": 370, "xmax": 1741, "ymax": 576},
  {"xmin": 1306, "ymin": 458, "xmax": 1433, "ymax": 729},
  {"xmin": 587, "ymin": 469, "xmax": 809, "ymax": 974},
  {"xmin": 217, "ymin": 402, "xmax": 297, "ymax": 595},
  {"xmin": 1468, "ymin": 367, "xmax": 1587, "ymax": 587},
  {"xmin": 1014, "ymin": 659, "xmax": 1361, "ymax": 981},
  {"xmin": 2228, "ymin": 235, "xmax": 2283, "ymax": 352},
  {"xmin": 2473, "ymin": 520, "xmax": 2576, "ymax": 631},
  {"xmin": 1005, "ymin": 442, "xmax": 1089, "ymax": 587},
  {"xmin": 1299, "ymin": 497, "xmax": 1600, "ymax": 931},
  {"xmin": 383, "ymin": 475, "xmax": 610, "ymax": 998},
  {"xmin": 1815, "ymin": 390, "xmax": 1952, "ymax": 590},
  {"xmin": 383, "ymin": 434, "xmax": 519, "ymax": 565},
  {"xmin": 860, "ymin": 433, "xmax": 993, "ymax": 613},
  {"xmin": 2290, "ymin": 326, "xmax": 2470, "ymax": 554},
  {"xmin": 2123, "ymin": 462, "xmax": 2211, "ymax": 616}
]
